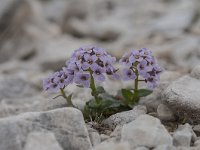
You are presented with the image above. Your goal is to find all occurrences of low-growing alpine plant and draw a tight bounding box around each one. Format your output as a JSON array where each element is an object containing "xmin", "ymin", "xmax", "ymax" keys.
[
  {"xmin": 119, "ymin": 48, "xmax": 163, "ymax": 108},
  {"xmin": 43, "ymin": 46, "xmax": 163, "ymax": 122}
]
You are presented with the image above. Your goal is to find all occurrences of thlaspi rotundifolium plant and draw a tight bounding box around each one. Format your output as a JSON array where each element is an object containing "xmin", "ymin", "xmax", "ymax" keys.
[
  {"xmin": 119, "ymin": 48, "xmax": 163, "ymax": 107},
  {"xmin": 43, "ymin": 46, "xmax": 163, "ymax": 122}
]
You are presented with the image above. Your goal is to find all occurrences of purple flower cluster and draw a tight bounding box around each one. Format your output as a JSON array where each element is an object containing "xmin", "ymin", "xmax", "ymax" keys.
[
  {"xmin": 119, "ymin": 48, "xmax": 163, "ymax": 89},
  {"xmin": 43, "ymin": 67, "xmax": 74, "ymax": 93},
  {"xmin": 43, "ymin": 46, "xmax": 119, "ymax": 92}
]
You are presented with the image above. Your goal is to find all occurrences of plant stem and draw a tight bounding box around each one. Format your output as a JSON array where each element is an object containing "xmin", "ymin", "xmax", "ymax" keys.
[
  {"xmin": 89, "ymin": 71, "xmax": 100, "ymax": 104},
  {"xmin": 60, "ymin": 88, "xmax": 74, "ymax": 107},
  {"xmin": 133, "ymin": 69, "xmax": 139, "ymax": 103},
  {"xmin": 134, "ymin": 70, "xmax": 139, "ymax": 92}
]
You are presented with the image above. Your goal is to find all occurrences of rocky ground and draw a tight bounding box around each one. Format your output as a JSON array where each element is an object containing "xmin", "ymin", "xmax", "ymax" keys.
[{"xmin": 0, "ymin": 0, "xmax": 200, "ymax": 150}]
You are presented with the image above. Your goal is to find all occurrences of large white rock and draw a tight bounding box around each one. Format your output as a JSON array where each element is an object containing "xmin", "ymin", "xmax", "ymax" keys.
[
  {"xmin": 0, "ymin": 95, "xmax": 68, "ymax": 118},
  {"xmin": 24, "ymin": 131, "xmax": 63, "ymax": 150},
  {"xmin": 139, "ymin": 71, "xmax": 181, "ymax": 112},
  {"xmin": 0, "ymin": 108, "xmax": 91, "ymax": 150},
  {"xmin": 162, "ymin": 75, "xmax": 200, "ymax": 123},
  {"xmin": 121, "ymin": 115, "xmax": 173, "ymax": 149},
  {"xmin": 102, "ymin": 105, "xmax": 147, "ymax": 129},
  {"xmin": 173, "ymin": 124, "xmax": 196, "ymax": 147}
]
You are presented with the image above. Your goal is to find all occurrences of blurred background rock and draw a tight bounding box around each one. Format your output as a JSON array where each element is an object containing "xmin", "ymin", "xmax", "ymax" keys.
[
  {"xmin": 1, "ymin": 1, "xmax": 200, "ymax": 149},
  {"xmin": 1, "ymin": 0, "xmax": 200, "ymax": 74},
  {"xmin": 0, "ymin": 0, "xmax": 200, "ymax": 111}
]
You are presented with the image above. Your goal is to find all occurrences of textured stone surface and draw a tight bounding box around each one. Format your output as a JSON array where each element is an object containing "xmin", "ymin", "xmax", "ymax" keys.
[
  {"xmin": 162, "ymin": 75, "xmax": 200, "ymax": 123},
  {"xmin": 135, "ymin": 146, "xmax": 149, "ymax": 150},
  {"xmin": 193, "ymin": 125, "xmax": 200, "ymax": 136},
  {"xmin": 139, "ymin": 71, "xmax": 181, "ymax": 112},
  {"xmin": 190, "ymin": 65, "xmax": 200, "ymax": 79},
  {"xmin": 24, "ymin": 131, "xmax": 63, "ymax": 150},
  {"xmin": 153, "ymin": 145, "xmax": 176, "ymax": 150},
  {"xmin": 88, "ymin": 130, "xmax": 101, "ymax": 146},
  {"xmin": 157, "ymin": 104, "xmax": 175, "ymax": 121},
  {"xmin": 102, "ymin": 105, "xmax": 147, "ymax": 129},
  {"xmin": 93, "ymin": 142, "xmax": 131, "ymax": 150},
  {"xmin": 121, "ymin": 115, "xmax": 173, "ymax": 149},
  {"xmin": 173, "ymin": 124, "xmax": 196, "ymax": 147},
  {"xmin": 0, "ymin": 95, "xmax": 69, "ymax": 118},
  {"xmin": 0, "ymin": 75, "xmax": 38, "ymax": 101},
  {"xmin": 0, "ymin": 108, "xmax": 91, "ymax": 150}
]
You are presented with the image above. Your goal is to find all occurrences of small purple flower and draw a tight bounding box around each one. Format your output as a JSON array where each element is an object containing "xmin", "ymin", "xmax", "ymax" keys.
[
  {"xmin": 83, "ymin": 46, "xmax": 93, "ymax": 54},
  {"xmin": 137, "ymin": 60, "xmax": 152, "ymax": 77},
  {"xmin": 153, "ymin": 64, "xmax": 163, "ymax": 76},
  {"xmin": 91, "ymin": 64, "xmax": 106, "ymax": 81},
  {"xmin": 43, "ymin": 77, "xmax": 52, "ymax": 91},
  {"xmin": 139, "ymin": 48, "xmax": 152, "ymax": 56},
  {"xmin": 93, "ymin": 47, "xmax": 106, "ymax": 56},
  {"xmin": 43, "ymin": 72, "xmax": 60, "ymax": 93},
  {"xmin": 100, "ymin": 54, "xmax": 115, "ymax": 64},
  {"xmin": 106, "ymin": 67, "xmax": 120, "ymax": 80},
  {"xmin": 74, "ymin": 73, "xmax": 91, "ymax": 88},
  {"xmin": 130, "ymin": 50, "xmax": 143, "ymax": 62},
  {"xmin": 119, "ymin": 52, "xmax": 132, "ymax": 67},
  {"xmin": 68, "ymin": 62, "xmax": 82, "ymax": 73},
  {"xmin": 82, "ymin": 54, "xmax": 98, "ymax": 70},
  {"xmin": 123, "ymin": 69, "xmax": 136, "ymax": 80},
  {"xmin": 146, "ymin": 76, "xmax": 158, "ymax": 89}
]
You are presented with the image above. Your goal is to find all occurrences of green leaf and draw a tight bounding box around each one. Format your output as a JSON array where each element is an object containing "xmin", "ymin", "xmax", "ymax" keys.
[
  {"xmin": 138, "ymin": 89, "xmax": 153, "ymax": 97},
  {"xmin": 86, "ymin": 99, "xmax": 101, "ymax": 109},
  {"xmin": 121, "ymin": 89, "xmax": 133, "ymax": 102},
  {"xmin": 96, "ymin": 86, "xmax": 106, "ymax": 94}
]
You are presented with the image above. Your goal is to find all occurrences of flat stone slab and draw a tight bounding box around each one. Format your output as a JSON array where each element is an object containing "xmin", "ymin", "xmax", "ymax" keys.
[{"xmin": 0, "ymin": 108, "xmax": 91, "ymax": 150}]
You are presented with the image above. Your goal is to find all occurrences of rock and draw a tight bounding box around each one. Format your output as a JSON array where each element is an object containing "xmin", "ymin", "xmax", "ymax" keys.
[
  {"xmin": 191, "ymin": 18, "xmax": 200, "ymax": 35},
  {"xmin": 173, "ymin": 124, "xmax": 196, "ymax": 147},
  {"xmin": 135, "ymin": 146, "xmax": 149, "ymax": 150},
  {"xmin": 157, "ymin": 104, "xmax": 175, "ymax": 121},
  {"xmin": 190, "ymin": 65, "xmax": 200, "ymax": 79},
  {"xmin": 86, "ymin": 123, "xmax": 101, "ymax": 146},
  {"xmin": 162, "ymin": 75, "xmax": 200, "ymax": 123},
  {"xmin": 110, "ymin": 125, "xmax": 122, "ymax": 141},
  {"xmin": 153, "ymin": 145, "xmax": 176, "ymax": 150},
  {"xmin": 0, "ymin": 0, "xmax": 58, "ymax": 63},
  {"xmin": 153, "ymin": 0, "xmax": 196, "ymax": 38},
  {"xmin": 0, "ymin": 75, "xmax": 38, "ymax": 101},
  {"xmin": 168, "ymin": 36, "xmax": 200, "ymax": 70},
  {"xmin": 102, "ymin": 105, "xmax": 147, "ymax": 129},
  {"xmin": 24, "ymin": 131, "xmax": 63, "ymax": 150},
  {"xmin": 193, "ymin": 125, "xmax": 200, "ymax": 136},
  {"xmin": 121, "ymin": 114, "xmax": 173, "ymax": 149},
  {"xmin": 0, "ymin": 95, "xmax": 68, "ymax": 118},
  {"xmin": 139, "ymin": 71, "xmax": 181, "ymax": 112},
  {"xmin": 176, "ymin": 146, "xmax": 200, "ymax": 150},
  {"xmin": 100, "ymin": 134, "xmax": 110, "ymax": 142},
  {"xmin": 93, "ymin": 142, "xmax": 131, "ymax": 150},
  {"xmin": 0, "ymin": 108, "xmax": 91, "ymax": 150},
  {"xmin": 194, "ymin": 139, "xmax": 200, "ymax": 146},
  {"xmin": 35, "ymin": 35, "xmax": 93, "ymax": 71},
  {"xmin": 88, "ymin": 131, "xmax": 101, "ymax": 146}
]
